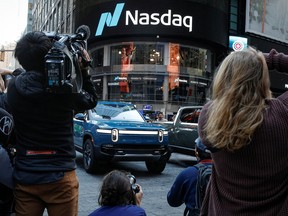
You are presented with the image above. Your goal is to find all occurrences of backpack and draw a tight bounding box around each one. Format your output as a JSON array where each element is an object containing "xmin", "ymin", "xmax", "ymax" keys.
[{"xmin": 184, "ymin": 163, "xmax": 212, "ymax": 216}]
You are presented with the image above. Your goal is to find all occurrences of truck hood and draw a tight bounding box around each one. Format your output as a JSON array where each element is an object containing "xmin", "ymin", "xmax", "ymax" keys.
[{"xmin": 91, "ymin": 120, "xmax": 168, "ymax": 131}]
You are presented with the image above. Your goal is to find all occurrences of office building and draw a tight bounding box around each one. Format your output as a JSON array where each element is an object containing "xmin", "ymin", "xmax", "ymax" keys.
[{"xmin": 31, "ymin": 0, "xmax": 288, "ymax": 116}]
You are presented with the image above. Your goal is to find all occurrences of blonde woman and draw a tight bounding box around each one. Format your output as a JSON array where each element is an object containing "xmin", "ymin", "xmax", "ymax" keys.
[{"xmin": 198, "ymin": 47, "xmax": 288, "ymax": 215}]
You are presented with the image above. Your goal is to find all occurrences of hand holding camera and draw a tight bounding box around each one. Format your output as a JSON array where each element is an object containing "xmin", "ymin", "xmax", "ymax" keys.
[
  {"xmin": 134, "ymin": 184, "xmax": 143, "ymax": 206},
  {"xmin": 127, "ymin": 174, "xmax": 144, "ymax": 206}
]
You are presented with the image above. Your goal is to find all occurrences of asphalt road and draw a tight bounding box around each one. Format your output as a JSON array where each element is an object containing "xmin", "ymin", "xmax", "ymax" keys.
[{"xmin": 76, "ymin": 152, "xmax": 197, "ymax": 216}]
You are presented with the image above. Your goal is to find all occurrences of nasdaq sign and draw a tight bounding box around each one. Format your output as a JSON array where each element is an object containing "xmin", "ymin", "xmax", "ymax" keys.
[{"xmin": 95, "ymin": 3, "xmax": 193, "ymax": 36}]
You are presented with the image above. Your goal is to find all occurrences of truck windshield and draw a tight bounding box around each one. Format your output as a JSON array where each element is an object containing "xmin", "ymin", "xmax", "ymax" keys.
[{"xmin": 90, "ymin": 103, "xmax": 145, "ymax": 122}]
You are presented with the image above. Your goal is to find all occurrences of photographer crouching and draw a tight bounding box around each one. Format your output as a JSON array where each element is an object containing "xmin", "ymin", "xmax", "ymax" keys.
[{"xmin": 6, "ymin": 29, "xmax": 97, "ymax": 216}]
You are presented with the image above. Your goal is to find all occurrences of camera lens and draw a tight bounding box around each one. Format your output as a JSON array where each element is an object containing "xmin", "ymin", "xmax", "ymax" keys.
[
  {"xmin": 131, "ymin": 184, "xmax": 140, "ymax": 193},
  {"xmin": 127, "ymin": 174, "xmax": 136, "ymax": 185}
]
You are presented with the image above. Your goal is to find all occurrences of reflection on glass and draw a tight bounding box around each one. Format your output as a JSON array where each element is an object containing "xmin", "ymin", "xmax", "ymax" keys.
[
  {"xmin": 92, "ymin": 103, "xmax": 145, "ymax": 122},
  {"xmin": 108, "ymin": 75, "xmax": 164, "ymax": 101},
  {"xmin": 97, "ymin": 41, "xmax": 212, "ymax": 105},
  {"xmin": 167, "ymin": 43, "xmax": 180, "ymax": 92},
  {"xmin": 168, "ymin": 43, "xmax": 209, "ymax": 105},
  {"xmin": 91, "ymin": 48, "xmax": 104, "ymax": 67},
  {"xmin": 120, "ymin": 42, "xmax": 135, "ymax": 98},
  {"xmin": 110, "ymin": 43, "xmax": 164, "ymax": 65}
]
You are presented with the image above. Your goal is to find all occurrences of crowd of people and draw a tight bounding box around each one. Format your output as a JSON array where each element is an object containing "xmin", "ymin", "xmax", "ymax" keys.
[{"xmin": 1, "ymin": 29, "xmax": 288, "ymax": 216}]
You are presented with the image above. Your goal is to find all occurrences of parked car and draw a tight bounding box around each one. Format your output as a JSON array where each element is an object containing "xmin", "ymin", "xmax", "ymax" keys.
[
  {"xmin": 160, "ymin": 106, "xmax": 203, "ymax": 156},
  {"xmin": 73, "ymin": 101, "xmax": 170, "ymax": 174}
]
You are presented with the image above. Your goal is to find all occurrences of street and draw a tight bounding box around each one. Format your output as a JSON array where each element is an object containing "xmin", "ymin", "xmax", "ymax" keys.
[{"xmin": 76, "ymin": 152, "xmax": 197, "ymax": 216}]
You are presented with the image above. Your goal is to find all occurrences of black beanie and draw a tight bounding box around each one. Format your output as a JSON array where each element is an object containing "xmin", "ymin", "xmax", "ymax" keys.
[{"xmin": 0, "ymin": 108, "xmax": 13, "ymax": 146}]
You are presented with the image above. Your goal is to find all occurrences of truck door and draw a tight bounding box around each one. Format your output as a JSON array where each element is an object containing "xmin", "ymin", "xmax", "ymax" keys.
[{"xmin": 174, "ymin": 107, "xmax": 201, "ymax": 150}]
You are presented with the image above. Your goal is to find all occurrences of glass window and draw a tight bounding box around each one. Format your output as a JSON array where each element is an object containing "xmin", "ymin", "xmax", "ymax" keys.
[
  {"xmin": 66, "ymin": 16, "xmax": 71, "ymax": 33},
  {"xmin": 91, "ymin": 76, "xmax": 103, "ymax": 97},
  {"xmin": 91, "ymin": 104, "xmax": 144, "ymax": 122},
  {"xmin": 180, "ymin": 108, "xmax": 202, "ymax": 123},
  {"xmin": 230, "ymin": 22, "xmax": 237, "ymax": 30},
  {"xmin": 178, "ymin": 46, "xmax": 207, "ymax": 70},
  {"xmin": 230, "ymin": 14, "xmax": 237, "ymax": 22},
  {"xmin": 167, "ymin": 44, "xmax": 209, "ymax": 105},
  {"xmin": 91, "ymin": 48, "xmax": 104, "ymax": 67},
  {"xmin": 54, "ymin": 11, "xmax": 57, "ymax": 29},
  {"xmin": 107, "ymin": 74, "xmax": 164, "ymax": 101},
  {"xmin": 110, "ymin": 43, "xmax": 164, "ymax": 66},
  {"xmin": 94, "ymin": 42, "xmax": 212, "ymax": 106},
  {"xmin": 67, "ymin": 0, "xmax": 70, "ymax": 13},
  {"xmin": 169, "ymin": 75, "xmax": 208, "ymax": 105},
  {"xmin": 45, "ymin": 1, "xmax": 48, "ymax": 15},
  {"xmin": 58, "ymin": 3, "xmax": 62, "ymax": 27}
]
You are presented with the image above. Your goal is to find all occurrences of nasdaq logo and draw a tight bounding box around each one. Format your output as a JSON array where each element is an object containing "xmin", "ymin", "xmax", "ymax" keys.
[
  {"xmin": 95, "ymin": 3, "xmax": 193, "ymax": 37},
  {"xmin": 95, "ymin": 3, "xmax": 125, "ymax": 36}
]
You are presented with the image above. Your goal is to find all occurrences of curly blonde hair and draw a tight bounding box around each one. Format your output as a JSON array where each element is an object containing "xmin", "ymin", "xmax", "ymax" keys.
[{"xmin": 204, "ymin": 48, "xmax": 272, "ymax": 151}]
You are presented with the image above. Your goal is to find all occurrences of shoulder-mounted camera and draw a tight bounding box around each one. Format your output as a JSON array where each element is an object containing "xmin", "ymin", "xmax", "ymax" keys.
[{"xmin": 44, "ymin": 25, "xmax": 91, "ymax": 94}]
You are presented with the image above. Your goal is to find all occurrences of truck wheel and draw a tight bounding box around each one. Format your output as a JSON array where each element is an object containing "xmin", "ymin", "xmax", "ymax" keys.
[
  {"xmin": 83, "ymin": 139, "xmax": 98, "ymax": 173},
  {"xmin": 145, "ymin": 160, "xmax": 166, "ymax": 174}
]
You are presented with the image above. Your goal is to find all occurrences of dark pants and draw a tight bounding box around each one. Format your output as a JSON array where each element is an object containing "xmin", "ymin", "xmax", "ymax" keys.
[{"xmin": 0, "ymin": 183, "xmax": 14, "ymax": 216}]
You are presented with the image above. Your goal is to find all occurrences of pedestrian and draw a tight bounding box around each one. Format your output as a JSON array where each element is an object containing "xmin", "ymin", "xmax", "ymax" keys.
[
  {"xmin": 7, "ymin": 31, "xmax": 98, "ymax": 216},
  {"xmin": 198, "ymin": 47, "xmax": 288, "ymax": 215},
  {"xmin": 157, "ymin": 111, "xmax": 167, "ymax": 122},
  {"xmin": 167, "ymin": 138, "xmax": 212, "ymax": 216},
  {"xmin": 88, "ymin": 170, "xmax": 146, "ymax": 216}
]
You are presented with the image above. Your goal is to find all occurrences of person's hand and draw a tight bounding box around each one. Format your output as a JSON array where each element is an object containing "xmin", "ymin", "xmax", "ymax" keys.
[
  {"xmin": 0, "ymin": 68, "xmax": 16, "ymax": 92},
  {"xmin": 78, "ymin": 47, "xmax": 91, "ymax": 69},
  {"xmin": 0, "ymin": 68, "xmax": 13, "ymax": 76},
  {"xmin": 134, "ymin": 184, "xmax": 144, "ymax": 206}
]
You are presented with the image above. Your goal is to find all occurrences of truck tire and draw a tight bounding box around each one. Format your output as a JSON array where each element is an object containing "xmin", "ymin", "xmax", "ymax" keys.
[
  {"xmin": 83, "ymin": 139, "xmax": 98, "ymax": 173},
  {"xmin": 145, "ymin": 160, "xmax": 166, "ymax": 174}
]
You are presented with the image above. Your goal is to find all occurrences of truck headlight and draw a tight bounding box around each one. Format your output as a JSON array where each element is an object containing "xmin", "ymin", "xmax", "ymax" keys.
[
  {"xmin": 111, "ymin": 129, "xmax": 119, "ymax": 142},
  {"xmin": 158, "ymin": 130, "xmax": 164, "ymax": 142}
]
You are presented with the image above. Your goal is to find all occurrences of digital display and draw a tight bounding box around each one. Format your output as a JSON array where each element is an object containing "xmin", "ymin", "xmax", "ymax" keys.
[
  {"xmin": 143, "ymin": 105, "xmax": 153, "ymax": 110},
  {"xmin": 229, "ymin": 36, "xmax": 248, "ymax": 51}
]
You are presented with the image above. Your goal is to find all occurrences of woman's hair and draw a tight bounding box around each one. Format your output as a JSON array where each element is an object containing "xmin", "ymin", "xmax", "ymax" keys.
[
  {"xmin": 203, "ymin": 47, "xmax": 272, "ymax": 151},
  {"xmin": 98, "ymin": 170, "xmax": 134, "ymax": 206}
]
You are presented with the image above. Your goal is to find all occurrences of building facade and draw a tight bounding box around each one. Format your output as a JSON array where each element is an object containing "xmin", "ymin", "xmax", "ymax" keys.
[{"xmin": 31, "ymin": 0, "xmax": 288, "ymax": 117}]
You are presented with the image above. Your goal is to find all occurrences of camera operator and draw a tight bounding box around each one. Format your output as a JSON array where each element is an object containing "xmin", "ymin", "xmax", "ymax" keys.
[
  {"xmin": 88, "ymin": 170, "xmax": 146, "ymax": 216},
  {"xmin": 6, "ymin": 31, "xmax": 97, "ymax": 216}
]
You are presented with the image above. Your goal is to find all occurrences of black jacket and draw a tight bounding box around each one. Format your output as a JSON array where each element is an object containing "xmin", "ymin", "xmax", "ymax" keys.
[{"xmin": 7, "ymin": 70, "xmax": 97, "ymax": 183}]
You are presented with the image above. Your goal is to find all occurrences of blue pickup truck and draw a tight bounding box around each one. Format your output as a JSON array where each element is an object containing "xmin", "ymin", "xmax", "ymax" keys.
[{"xmin": 73, "ymin": 101, "xmax": 170, "ymax": 174}]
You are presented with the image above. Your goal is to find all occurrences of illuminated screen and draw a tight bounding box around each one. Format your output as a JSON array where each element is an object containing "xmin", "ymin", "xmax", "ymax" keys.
[{"xmin": 245, "ymin": 0, "xmax": 288, "ymax": 43}]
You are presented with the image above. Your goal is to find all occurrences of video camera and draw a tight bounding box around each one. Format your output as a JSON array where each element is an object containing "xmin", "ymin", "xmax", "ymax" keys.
[{"xmin": 44, "ymin": 25, "xmax": 91, "ymax": 94}]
